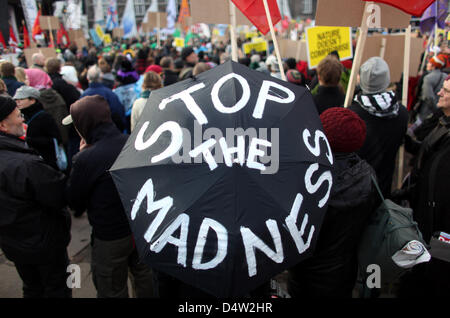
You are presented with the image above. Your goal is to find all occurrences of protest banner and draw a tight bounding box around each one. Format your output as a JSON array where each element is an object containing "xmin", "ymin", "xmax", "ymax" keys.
[
  {"xmin": 74, "ymin": 37, "xmax": 88, "ymax": 49},
  {"xmin": 39, "ymin": 16, "xmax": 59, "ymax": 30},
  {"xmin": 112, "ymin": 27, "xmax": 124, "ymax": 39},
  {"xmin": 67, "ymin": 29, "xmax": 84, "ymax": 42},
  {"xmin": 95, "ymin": 24, "xmax": 105, "ymax": 40},
  {"xmin": 243, "ymin": 40, "xmax": 268, "ymax": 54},
  {"xmin": 305, "ymin": 26, "xmax": 353, "ymax": 69},
  {"xmin": 174, "ymin": 37, "xmax": 185, "ymax": 48},
  {"xmin": 190, "ymin": 0, "xmax": 251, "ymax": 25},
  {"xmin": 278, "ymin": 39, "xmax": 308, "ymax": 61},
  {"xmin": 315, "ymin": 0, "xmax": 410, "ymax": 28},
  {"xmin": 24, "ymin": 47, "xmax": 56, "ymax": 67},
  {"xmin": 361, "ymin": 33, "xmax": 424, "ymax": 83}
]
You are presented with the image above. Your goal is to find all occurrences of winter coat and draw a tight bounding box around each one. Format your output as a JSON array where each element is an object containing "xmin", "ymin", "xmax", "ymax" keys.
[
  {"xmin": 0, "ymin": 132, "xmax": 70, "ymax": 264},
  {"xmin": 130, "ymin": 90, "xmax": 150, "ymax": 132},
  {"xmin": 81, "ymin": 83, "xmax": 126, "ymax": 132},
  {"xmin": 21, "ymin": 101, "xmax": 62, "ymax": 170},
  {"xmin": 163, "ymin": 69, "xmax": 179, "ymax": 87},
  {"xmin": 288, "ymin": 153, "xmax": 377, "ymax": 298},
  {"xmin": 313, "ymin": 86, "xmax": 345, "ymax": 115},
  {"xmin": 66, "ymin": 122, "xmax": 131, "ymax": 241},
  {"xmin": 398, "ymin": 114, "xmax": 450, "ymax": 297},
  {"xmin": 48, "ymin": 72, "xmax": 81, "ymax": 111},
  {"xmin": 349, "ymin": 93, "xmax": 409, "ymax": 197},
  {"xmin": 2, "ymin": 76, "xmax": 24, "ymax": 97},
  {"xmin": 39, "ymin": 88, "xmax": 70, "ymax": 146}
]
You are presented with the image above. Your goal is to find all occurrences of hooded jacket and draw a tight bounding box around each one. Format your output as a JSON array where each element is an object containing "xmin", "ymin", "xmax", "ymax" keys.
[
  {"xmin": 39, "ymin": 88, "xmax": 70, "ymax": 146},
  {"xmin": 288, "ymin": 153, "xmax": 377, "ymax": 298},
  {"xmin": 65, "ymin": 96, "xmax": 130, "ymax": 240},
  {"xmin": 0, "ymin": 132, "xmax": 70, "ymax": 264}
]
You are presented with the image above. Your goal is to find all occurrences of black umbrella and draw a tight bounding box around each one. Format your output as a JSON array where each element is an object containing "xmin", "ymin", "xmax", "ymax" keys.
[{"xmin": 110, "ymin": 60, "xmax": 334, "ymax": 297}]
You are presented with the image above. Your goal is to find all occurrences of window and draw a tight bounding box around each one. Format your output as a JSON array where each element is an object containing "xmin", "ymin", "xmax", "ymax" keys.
[{"xmin": 303, "ymin": 0, "xmax": 312, "ymax": 14}]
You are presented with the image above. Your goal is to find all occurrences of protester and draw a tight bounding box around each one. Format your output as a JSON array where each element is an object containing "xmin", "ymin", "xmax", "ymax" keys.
[
  {"xmin": 0, "ymin": 79, "xmax": 9, "ymax": 97},
  {"xmin": 192, "ymin": 62, "xmax": 211, "ymax": 76},
  {"xmin": 98, "ymin": 56, "xmax": 115, "ymax": 89},
  {"xmin": 266, "ymin": 55, "xmax": 283, "ymax": 79},
  {"xmin": 313, "ymin": 56, "xmax": 345, "ymax": 114},
  {"xmin": 288, "ymin": 107, "xmax": 377, "ymax": 298},
  {"xmin": 414, "ymin": 54, "xmax": 447, "ymax": 122},
  {"xmin": 397, "ymin": 75, "xmax": 450, "ymax": 297},
  {"xmin": 81, "ymin": 65, "xmax": 126, "ymax": 132},
  {"xmin": 0, "ymin": 96, "xmax": 71, "ymax": 298},
  {"xmin": 179, "ymin": 46, "xmax": 198, "ymax": 81},
  {"xmin": 31, "ymin": 53, "xmax": 46, "ymax": 71},
  {"xmin": 1, "ymin": 62, "xmax": 24, "ymax": 97},
  {"xmin": 130, "ymin": 71, "xmax": 162, "ymax": 132},
  {"xmin": 64, "ymin": 95, "xmax": 154, "ymax": 298},
  {"xmin": 160, "ymin": 56, "xmax": 178, "ymax": 87},
  {"xmin": 14, "ymin": 67, "xmax": 29, "ymax": 86},
  {"xmin": 13, "ymin": 86, "xmax": 62, "ymax": 170},
  {"xmin": 349, "ymin": 57, "xmax": 408, "ymax": 197}
]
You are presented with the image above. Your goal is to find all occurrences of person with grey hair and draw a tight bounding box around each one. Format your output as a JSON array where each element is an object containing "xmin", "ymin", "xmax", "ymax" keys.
[
  {"xmin": 79, "ymin": 65, "xmax": 126, "ymax": 133},
  {"xmin": 31, "ymin": 53, "xmax": 45, "ymax": 70},
  {"xmin": 349, "ymin": 57, "xmax": 408, "ymax": 197}
]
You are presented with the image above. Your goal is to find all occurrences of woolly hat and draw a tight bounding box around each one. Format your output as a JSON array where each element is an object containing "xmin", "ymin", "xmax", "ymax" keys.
[
  {"xmin": 359, "ymin": 57, "xmax": 390, "ymax": 94},
  {"xmin": 0, "ymin": 96, "xmax": 17, "ymax": 122},
  {"xmin": 145, "ymin": 64, "xmax": 163, "ymax": 74},
  {"xmin": 429, "ymin": 54, "xmax": 446, "ymax": 69},
  {"xmin": 286, "ymin": 69, "xmax": 303, "ymax": 85},
  {"xmin": 320, "ymin": 107, "xmax": 366, "ymax": 153}
]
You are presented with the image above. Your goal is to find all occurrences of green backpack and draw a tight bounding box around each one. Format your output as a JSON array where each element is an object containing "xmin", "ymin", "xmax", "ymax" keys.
[{"xmin": 357, "ymin": 175, "xmax": 426, "ymax": 293}]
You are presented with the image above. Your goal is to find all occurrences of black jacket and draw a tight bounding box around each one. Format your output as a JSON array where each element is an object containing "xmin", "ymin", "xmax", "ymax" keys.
[
  {"xmin": 0, "ymin": 132, "xmax": 70, "ymax": 264},
  {"xmin": 349, "ymin": 101, "xmax": 408, "ymax": 197},
  {"xmin": 22, "ymin": 101, "xmax": 62, "ymax": 170},
  {"xmin": 288, "ymin": 153, "xmax": 377, "ymax": 298},
  {"xmin": 48, "ymin": 72, "xmax": 81, "ymax": 111},
  {"xmin": 66, "ymin": 122, "xmax": 131, "ymax": 241},
  {"xmin": 313, "ymin": 86, "xmax": 345, "ymax": 114},
  {"xmin": 163, "ymin": 69, "xmax": 179, "ymax": 87}
]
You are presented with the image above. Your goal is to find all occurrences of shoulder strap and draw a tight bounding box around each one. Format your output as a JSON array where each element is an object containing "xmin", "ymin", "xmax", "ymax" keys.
[
  {"xmin": 370, "ymin": 174, "xmax": 385, "ymax": 202},
  {"xmin": 26, "ymin": 110, "xmax": 44, "ymax": 126}
]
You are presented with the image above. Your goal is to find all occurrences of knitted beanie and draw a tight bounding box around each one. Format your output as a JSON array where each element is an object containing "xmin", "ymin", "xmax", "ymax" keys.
[
  {"xmin": 0, "ymin": 96, "xmax": 17, "ymax": 122},
  {"xmin": 320, "ymin": 107, "xmax": 366, "ymax": 153},
  {"xmin": 429, "ymin": 54, "xmax": 446, "ymax": 69}
]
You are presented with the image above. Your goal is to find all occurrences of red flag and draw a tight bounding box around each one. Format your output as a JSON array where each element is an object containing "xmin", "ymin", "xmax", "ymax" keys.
[
  {"xmin": 23, "ymin": 21, "xmax": 30, "ymax": 49},
  {"xmin": 57, "ymin": 22, "xmax": 70, "ymax": 48},
  {"xmin": 32, "ymin": 9, "xmax": 42, "ymax": 41},
  {"xmin": 362, "ymin": 0, "xmax": 435, "ymax": 17},
  {"xmin": 231, "ymin": 0, "xmax": 281, "ymax": 35},
  {"xmin": 9, "ymin": 25, "xmax": 18, "ymax": 48},
  {"xmin": 0, "ymin": 30, "xmax": 6, "ymax": 49}
]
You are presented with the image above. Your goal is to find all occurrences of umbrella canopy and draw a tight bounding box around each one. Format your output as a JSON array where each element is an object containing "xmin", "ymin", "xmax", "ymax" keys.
[{"xmin": 110, "ymin": 60, "xmax": 334, "ymax": 297}]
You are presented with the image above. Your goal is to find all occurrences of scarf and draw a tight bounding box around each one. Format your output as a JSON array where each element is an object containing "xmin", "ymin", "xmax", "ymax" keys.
[{"xmin": 354, "ymin": 90, "xmax": 400, "ymax": 118}]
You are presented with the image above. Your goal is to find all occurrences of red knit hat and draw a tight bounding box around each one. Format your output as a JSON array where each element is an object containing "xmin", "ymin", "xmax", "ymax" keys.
[{"xmin": 320, "ymin": 107, "xmax": 366, "ymax": 153}]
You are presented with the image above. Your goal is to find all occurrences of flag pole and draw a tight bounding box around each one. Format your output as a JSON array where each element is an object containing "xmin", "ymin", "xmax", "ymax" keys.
[
  {"xmin": 397, "ymin": 24, "xmax": 412, "ymax": 189},
  {"xmin": 262, "ymin": 0, "xmax": 286, "ymax": 81},
  {"xmin": 229, "ymin": 1, "xmax": 238, "ymax": 62},
  {"xmin": 344, "ymin": 1, "xmax": 373, "ymax": 107}
]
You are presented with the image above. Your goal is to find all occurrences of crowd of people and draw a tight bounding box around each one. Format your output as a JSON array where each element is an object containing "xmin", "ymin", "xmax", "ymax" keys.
[{"xmin": 0, "ymin": 32, "xmax": 449, "ymax": 298}]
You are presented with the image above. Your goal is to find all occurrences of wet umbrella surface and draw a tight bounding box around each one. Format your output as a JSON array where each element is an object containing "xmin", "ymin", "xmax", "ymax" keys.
[{"xmin": 110, "ymin": 60, "xmax": 334, "ymax": 297}]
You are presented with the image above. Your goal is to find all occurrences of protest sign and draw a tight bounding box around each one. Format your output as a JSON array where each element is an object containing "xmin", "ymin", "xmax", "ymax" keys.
[
  {"xmin": 361, "ymin": 33, "xmax": 424, "ymax": 82},
  {"xmin": 112, "ymin": 28, "xmax": 124, "ymax": 39},
  {"xmin": 74, "ymin": 37, "xmax": 88, "ymax": 49},
  {"xmin": 24, "ymin": 47, "xmax": 56, "ymax": 68},
  {"xmin": 243, "ymin": 40, "xmax": 268, "ymax": 54},
  {"xmin": 174, "ymin": 37, "xmax": 185, "ymax": 48},
  {"xmin": 67, "ymin": 29, "xmax": 84, "ymax": 42},
  {"xmin": 39, "ymin": 16, "xmax": 59, "ymax": 30},
  {"xmin": 147, "ymin": 12, "xmax": 168, "ymax": 29},
  {"xmin": 305, "ymin": 26, "xmax": 353, "ymax": 69},
  {"xmin": 315, "ymin": 0, "xmax": 410, "ymax": 28},
  {"xmin": 103, "ymin": 34, "xmax": 112, "ymax": 45},
  {"xmin": 190, "ymin": 0, "xmax": 251, "ymax": 25},
  {"xmin": 95, "ymin": 24, "xmax": 105, "ymax": 40},
  {"xmin": 278, "ymin": 39, "xmax": 308, "ymax": 61}
]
